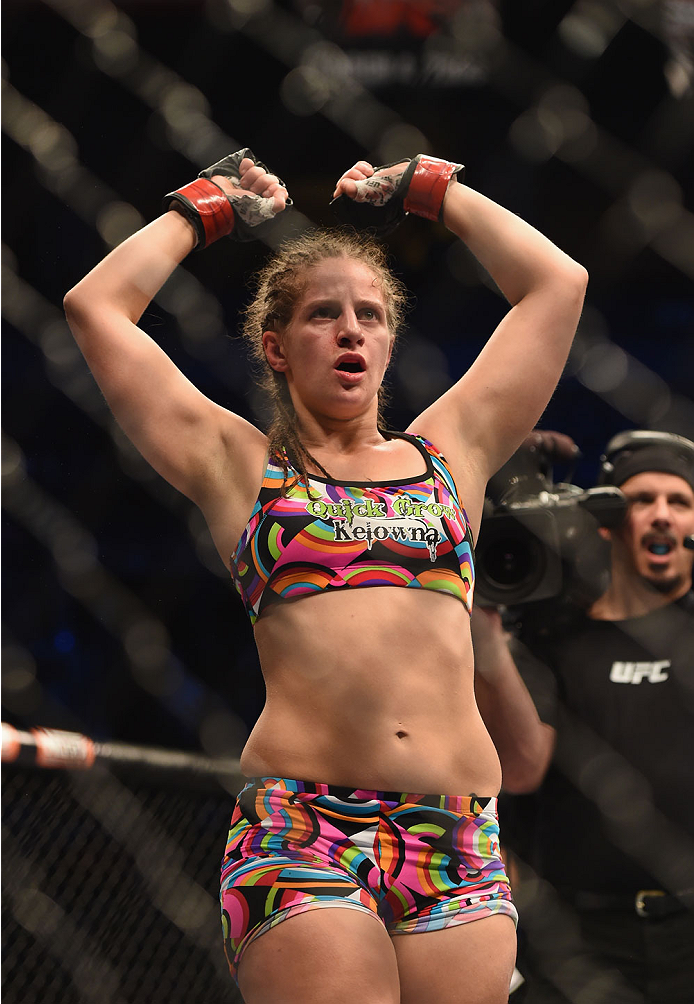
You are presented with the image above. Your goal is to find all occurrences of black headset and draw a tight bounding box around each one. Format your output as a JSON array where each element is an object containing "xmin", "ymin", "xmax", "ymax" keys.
[{"xmin": 597, "ymin": 430, "xmax": 694, "ymax": 486}]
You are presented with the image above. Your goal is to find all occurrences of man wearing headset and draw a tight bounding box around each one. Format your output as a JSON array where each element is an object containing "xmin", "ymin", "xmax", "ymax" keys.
[{"xmin": 472, "ymin": 430, "xmax": 694, "ymax": 1004}]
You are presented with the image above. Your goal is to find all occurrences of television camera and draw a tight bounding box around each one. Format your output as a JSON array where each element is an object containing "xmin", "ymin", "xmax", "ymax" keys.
[{"xmin": 475, "ymin": 433, "xmax": 627, "ymax": 607}]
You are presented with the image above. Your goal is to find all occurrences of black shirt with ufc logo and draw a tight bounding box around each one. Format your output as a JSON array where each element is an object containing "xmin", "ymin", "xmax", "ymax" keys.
[{"xmin": 500, "ymin": 592, "xmax": 694, "ymax": 898}]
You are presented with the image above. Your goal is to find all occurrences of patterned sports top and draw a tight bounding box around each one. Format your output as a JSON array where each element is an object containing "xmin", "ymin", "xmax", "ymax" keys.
[{"xmin": 231, "ymin": 433, "xmax": 475, "ymax": 624}]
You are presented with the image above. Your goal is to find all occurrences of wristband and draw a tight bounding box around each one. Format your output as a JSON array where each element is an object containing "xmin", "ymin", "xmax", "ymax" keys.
[
  {"xmin": 403, "ymin": 155, "xmax": 462, "ymax": 222},
  {"xmin": 331, "ymin": 154, "xmax": 464, "ymax": 235},
  {"xmin": 165, "ymin": 178, "xmax": 236, "ymax": 249},
  {"xmin": 163, "ymin": 148, "xmax": 291, "ymax": 248}
]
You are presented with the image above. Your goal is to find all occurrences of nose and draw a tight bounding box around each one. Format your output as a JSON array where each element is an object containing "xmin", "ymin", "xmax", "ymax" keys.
[
  {"xmin": 337, "ymin": 310, "xmax": 364, "ymax": 347},
  {"xmin": 651, "ymin": 495, "xmax": 672, "ymax": 525}
]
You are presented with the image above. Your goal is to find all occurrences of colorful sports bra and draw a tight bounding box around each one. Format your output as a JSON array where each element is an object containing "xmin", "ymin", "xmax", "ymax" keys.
[{"xmin": 231, "ymin": 433, "xmax": 475, "ymax": 624}]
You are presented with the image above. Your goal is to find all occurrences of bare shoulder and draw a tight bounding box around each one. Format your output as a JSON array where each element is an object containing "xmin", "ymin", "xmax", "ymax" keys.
[{"xmin": 406, "ymin": 415, "xmax": 489, "ymax": 537}]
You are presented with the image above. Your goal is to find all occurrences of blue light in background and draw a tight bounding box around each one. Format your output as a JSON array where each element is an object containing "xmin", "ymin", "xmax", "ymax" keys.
[{"xmin": 53, "ymin": 630, "xmax": 76, "ymax": 654}]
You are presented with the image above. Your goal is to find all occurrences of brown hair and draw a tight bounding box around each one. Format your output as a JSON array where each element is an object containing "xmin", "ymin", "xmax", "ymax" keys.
[{"xmin": 242, "ymin": 228, "xmax": 409, "ymax": 492}]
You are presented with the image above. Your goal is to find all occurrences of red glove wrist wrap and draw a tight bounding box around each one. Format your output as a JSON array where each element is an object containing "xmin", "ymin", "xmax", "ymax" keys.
[
  {"xmin": 166, "ymin": 178, "xmax": 235, "ymax": 249},
  {"xmin": 403, "ymin": 156, "xmax": 459, "ymax": 222}
]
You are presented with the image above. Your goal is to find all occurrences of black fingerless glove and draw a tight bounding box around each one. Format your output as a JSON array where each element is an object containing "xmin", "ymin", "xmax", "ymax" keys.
[
  {"xmin": 164, "ymin": 148, "xmax": 292, "ymax": 248},
  {"xmin": 331, "ymin": 155, "xmax": 464, "ymax": 236}
]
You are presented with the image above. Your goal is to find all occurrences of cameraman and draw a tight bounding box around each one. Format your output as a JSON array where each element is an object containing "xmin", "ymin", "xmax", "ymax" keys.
[{"xmin": 472, "ymin": 430, "xmax": 694, "ymax": 1004}]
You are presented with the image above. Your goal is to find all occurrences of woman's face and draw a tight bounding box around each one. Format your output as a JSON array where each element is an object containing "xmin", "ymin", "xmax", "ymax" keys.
[{"xmin": 263, "ymin": 257, "xmax": 394, "ymax": 422}]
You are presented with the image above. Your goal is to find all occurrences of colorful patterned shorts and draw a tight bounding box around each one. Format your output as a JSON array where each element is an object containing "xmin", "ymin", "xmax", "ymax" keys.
[{"xmin": 220, "ymin": 777, "xmax": 517, "ymax": 982}]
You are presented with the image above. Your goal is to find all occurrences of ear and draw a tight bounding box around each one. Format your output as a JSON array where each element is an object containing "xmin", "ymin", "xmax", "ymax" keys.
[
  {"xmin": 598, "ymin": 526, "xmax": 612, "ymax": 542},
  {"xmin": 262, "ymin": 330, "xmax": 288, "ymax": 373}
]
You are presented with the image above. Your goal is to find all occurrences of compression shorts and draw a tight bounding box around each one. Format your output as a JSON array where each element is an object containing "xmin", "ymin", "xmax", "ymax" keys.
[{"xmin": 220, "ymin": 776, "xmax": 517, "ymax": 982}]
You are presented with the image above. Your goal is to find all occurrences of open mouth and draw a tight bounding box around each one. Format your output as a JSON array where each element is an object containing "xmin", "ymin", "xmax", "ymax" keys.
[
  {"xmin": 644, "ymin": 538, "xmax": 675, "ymax": 556},
  {"xmin": 335, "ymin": 355, "xmax": 366, "ymax": 374}
]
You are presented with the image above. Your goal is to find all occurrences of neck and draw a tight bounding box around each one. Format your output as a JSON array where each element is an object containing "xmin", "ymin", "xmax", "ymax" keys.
[
  {"xmin": 293, "ymin": 404, "xmax": 386, "ymax": 455},
  {"xmin": 590, "ymin": 567, "xmax": 691, "ymax": 621}
]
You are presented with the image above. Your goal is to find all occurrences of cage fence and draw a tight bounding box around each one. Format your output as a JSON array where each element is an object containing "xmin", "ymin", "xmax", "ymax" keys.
[
  {"xmin": 2, "ymin": 725, "xmax": 245, "ymax": 1004},
  {"xmin": 4, "ymin": 717, "xmax": 694, "ymax": 1004}
]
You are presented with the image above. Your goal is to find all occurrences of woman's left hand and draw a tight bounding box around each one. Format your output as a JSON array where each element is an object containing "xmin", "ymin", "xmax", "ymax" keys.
[{"xmin": 332, "ymin": 159, "xmax": 408, "ymax": 204}]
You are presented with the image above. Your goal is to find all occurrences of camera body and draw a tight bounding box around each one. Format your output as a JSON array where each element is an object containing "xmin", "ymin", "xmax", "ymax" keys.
[{"xmin": 475, "ymin": 441, "xmax": 627, "ymax": 607}]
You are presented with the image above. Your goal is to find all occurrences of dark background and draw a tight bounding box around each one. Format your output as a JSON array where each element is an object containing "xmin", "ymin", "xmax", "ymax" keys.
[{"xmin": 3, "ymin": 0, "xmax": 693, "ymax": 756}]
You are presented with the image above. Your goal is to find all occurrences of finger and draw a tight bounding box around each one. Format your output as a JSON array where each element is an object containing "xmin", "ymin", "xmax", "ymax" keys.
[
  {"xmin": 333, "ymin": 177, "xmax": 359, "ymax": 200},
  {"xmin": 237, "ymin": 163, "xmax": 268, "ymax": 190},
  {"xmin": 341, "ymin": 162, "xmax": 374, "ymax": 183},
  {"xmin": 266, "ymin": 181, "xmax": 288, "ymax": 199},
  {"xmin": 332, "ymin": 178, "xmax": 357, "ymax": 199},
  {"xmin": 551, "ymin": 431, "xmax": 581, "ymax": 457},
  {"xmin": 332, "ymin": 161, "xmax": 374, "ymax": 196},
  {"xmin": 264, "ymin": 182, "xmax": 288, "ymax": 211},
  {"xmin": 249, "ymin": 174, "xmax": 281, "ymax": 197},
  {"xmin": 240, "ymin": 165, "xmax": 277, "ymax": 195},
  {"xmin": 238, "ymin": 157, "xmax": 257, "ymax": 176}
]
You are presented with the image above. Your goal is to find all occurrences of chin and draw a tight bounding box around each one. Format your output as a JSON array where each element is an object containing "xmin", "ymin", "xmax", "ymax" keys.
[{"xmin": 641, "ymin": 571, "xmax": 686, "ymax": 595}]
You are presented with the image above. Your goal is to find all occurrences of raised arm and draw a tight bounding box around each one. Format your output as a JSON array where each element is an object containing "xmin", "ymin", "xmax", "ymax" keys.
[
  {"xmin": 63, "ymin": 151, "xmax": 288, "ymax": 510},
  {"xmin": 332, "ymin": 156, "xmax": 588, "ymax": 503},
  {"xmin": 418, "ymin": 180, "xmax": 588, "ymax": 480}
]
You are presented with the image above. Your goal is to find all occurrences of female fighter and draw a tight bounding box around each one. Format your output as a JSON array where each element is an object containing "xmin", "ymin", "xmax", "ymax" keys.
[{"xmin": 63, "ymin": 148, "xmax": 588, "ymax": 1004}]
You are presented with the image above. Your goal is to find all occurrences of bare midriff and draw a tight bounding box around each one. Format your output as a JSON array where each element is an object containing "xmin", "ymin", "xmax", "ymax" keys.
[{"xmin": 240, "ymin": 586, "xmax": 501, "ymax": 797}]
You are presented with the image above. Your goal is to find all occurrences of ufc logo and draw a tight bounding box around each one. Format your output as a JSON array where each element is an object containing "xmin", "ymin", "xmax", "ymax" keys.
[{"xmin": 609, "ymin": 661, "xmax": 670, "ymax": 684}]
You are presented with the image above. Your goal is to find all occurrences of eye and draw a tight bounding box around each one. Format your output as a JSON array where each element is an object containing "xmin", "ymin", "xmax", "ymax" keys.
[
  {"xmin": 359, "ymin": 307, "xmax": 379, "ymax": 321},
  {"xmin": 312, "ymin": 305, "xmax": 334, "ymax": 318}
]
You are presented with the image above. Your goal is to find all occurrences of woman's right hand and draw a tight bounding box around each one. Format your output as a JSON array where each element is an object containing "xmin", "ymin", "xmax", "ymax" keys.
[
  {"xmin": 214, "ymin": 155, "xmax": 289, "ymax": 216},
  {"xmin": 165, "ymin": 148, "xmax": 291, "ymax": 247}
]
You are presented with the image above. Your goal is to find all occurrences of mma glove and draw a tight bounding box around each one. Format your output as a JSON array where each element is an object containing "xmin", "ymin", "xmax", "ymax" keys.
[
  {"xmin": 331, "ymin": 155, "xmax": 464, "ymax": 236},
  {"xmin": 164, "ymin": 148, "xmax": 291, "ymax": 248}
]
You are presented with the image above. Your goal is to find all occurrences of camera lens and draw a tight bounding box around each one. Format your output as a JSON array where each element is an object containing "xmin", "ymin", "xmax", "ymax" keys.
[
  {"xmin": 484, "ymin": 536, "xmax": 536, "ymax": 586},
  {"xmin": 475, "ymin": 510, "xmax": 561, "ymax": 605}
]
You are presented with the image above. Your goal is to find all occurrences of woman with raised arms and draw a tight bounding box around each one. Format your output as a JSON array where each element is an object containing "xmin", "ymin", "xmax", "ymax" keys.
[{"xmin": 64, "ymin": 148, "xmax": 587, "ymax": 1004}]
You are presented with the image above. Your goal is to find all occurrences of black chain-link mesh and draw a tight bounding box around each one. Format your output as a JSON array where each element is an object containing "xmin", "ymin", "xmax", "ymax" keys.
[{"xmin": 2, "ymin": 765, "xmax": 242, "ymax": 1004}]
